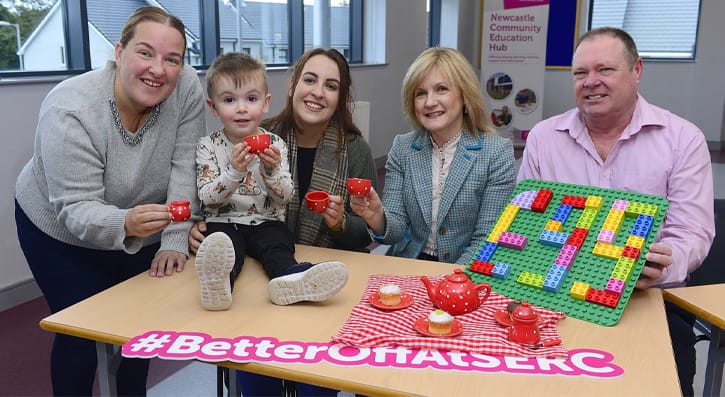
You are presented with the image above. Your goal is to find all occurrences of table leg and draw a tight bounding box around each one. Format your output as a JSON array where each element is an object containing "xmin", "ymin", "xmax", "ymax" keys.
[
  {"xmin": 96, "ymin": 342, "xmax": 121, "ymax": 397},
  {"xmin": 703, "ymin": 326, "xmax": 724, "ymax": 397},
  {"xmin": 228, "ymin": 368, "xmax": 240, "ymax": 396}
]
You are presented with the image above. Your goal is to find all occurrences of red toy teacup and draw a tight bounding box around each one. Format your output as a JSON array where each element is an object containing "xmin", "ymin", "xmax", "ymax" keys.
[
  {"xmin": 169, "ymin": 200, "xmax": 191, "ymax": 222},
  {"xmin": 346, "ymin": 178, "xmax": 372, "ymax": 196},
  {"xmin": 305, "ymin": 191, "xmax": 329, "ymax": 213},
  {"xmin": 244, "ymin": 134, "xmax": 271, "ymax": 154}
]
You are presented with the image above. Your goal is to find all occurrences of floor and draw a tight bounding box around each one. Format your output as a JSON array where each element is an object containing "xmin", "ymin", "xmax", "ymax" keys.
[{"xmin": 2, "ymin": 150, "xmax": 724, "ymax": 397}]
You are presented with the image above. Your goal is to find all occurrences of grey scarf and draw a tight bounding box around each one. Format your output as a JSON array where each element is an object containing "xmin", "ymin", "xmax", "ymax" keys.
[{"xmin": 285, "ymin": 122, "xmax": 349, "ymax": 247}]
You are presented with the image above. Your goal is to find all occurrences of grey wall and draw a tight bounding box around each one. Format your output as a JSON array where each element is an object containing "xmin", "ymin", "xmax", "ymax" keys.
[{"xmin": 1, "ymin": 0, "xmax": 723, "ymax": 309}]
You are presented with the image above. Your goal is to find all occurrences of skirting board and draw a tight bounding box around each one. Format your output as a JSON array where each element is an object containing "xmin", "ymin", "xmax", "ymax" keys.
[{"xmin": 0, "ymin": 278, "xmax": 41, "ymax": 312}]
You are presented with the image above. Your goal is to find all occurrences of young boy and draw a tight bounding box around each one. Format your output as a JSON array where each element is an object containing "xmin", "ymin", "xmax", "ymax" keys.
[{"xmin": 195, "ymin": 52, "xmax": 348, "ymax": 310}]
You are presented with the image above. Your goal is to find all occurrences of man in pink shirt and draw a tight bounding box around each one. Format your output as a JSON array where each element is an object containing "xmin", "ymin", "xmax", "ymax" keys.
[{"xmin": 518, "ymin": 27, "xmax": 714, "ymax": 396}]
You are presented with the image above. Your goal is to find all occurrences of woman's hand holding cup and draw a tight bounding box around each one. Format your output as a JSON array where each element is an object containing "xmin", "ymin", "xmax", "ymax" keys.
[
  {"xmin": 124, "ymin": 203, "xmax": 173, "ymax": 238},
  {"xmin": 350, "ymin": 187, "xmax": 386, "ymax": 235}
]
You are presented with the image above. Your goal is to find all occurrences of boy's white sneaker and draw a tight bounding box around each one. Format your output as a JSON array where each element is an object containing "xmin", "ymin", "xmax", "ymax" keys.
[
  {"xmin": 267, "ymin": 261, "xmax": 348, "ymax": 305},
  {"xmin": 195, "ymin": 232, "xmax": 235, "ymax": 311}
]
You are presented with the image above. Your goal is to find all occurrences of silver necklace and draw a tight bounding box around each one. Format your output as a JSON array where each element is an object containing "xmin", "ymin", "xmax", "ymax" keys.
[
  {"xmin": 433, "ymin": 131, "xmax": 462, "ymax": 191},
  {"xmin": 110, "ymin": 99, "xmax": 160, "ymax": 146}
]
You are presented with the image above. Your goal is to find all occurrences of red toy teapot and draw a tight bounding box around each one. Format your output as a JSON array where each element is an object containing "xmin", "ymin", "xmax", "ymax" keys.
[
  {"xmin": 421, "ymin": 269, "xmax": 491, "ymax": 315},
  {"xmin": 508, "ymin": 301, "xmax": 541, "ymax": 345}
]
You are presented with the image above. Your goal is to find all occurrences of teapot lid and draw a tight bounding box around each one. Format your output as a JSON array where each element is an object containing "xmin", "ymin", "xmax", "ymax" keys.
[
  {"xmin": 446, "ymin": 268, "xmax": 470, "ymax": 283},
  {"xmin": 512, "ymin": 302, "xmax": 538, "ymax": 321}
]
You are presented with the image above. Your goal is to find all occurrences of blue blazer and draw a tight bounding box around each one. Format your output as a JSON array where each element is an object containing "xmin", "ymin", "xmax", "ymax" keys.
[{"xmin": 380, "ymin": 130, "xmax": 515, "ymax": 264}]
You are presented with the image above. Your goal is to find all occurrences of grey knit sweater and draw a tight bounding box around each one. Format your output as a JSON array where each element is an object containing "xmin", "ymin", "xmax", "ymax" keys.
[{"xmin": 15, "ymin": 60, "xmax": 206, "ymax": 255}]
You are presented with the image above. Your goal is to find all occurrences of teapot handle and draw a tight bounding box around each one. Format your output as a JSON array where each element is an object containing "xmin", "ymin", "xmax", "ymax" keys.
[{"xmin": 476, "ymin": 283, "xmax": 492, "ymax": 306}]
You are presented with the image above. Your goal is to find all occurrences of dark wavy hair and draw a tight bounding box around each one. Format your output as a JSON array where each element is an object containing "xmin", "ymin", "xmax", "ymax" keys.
[{"xmin": 263, "ymin": 48, "xmax": 361, "ymax": 150}]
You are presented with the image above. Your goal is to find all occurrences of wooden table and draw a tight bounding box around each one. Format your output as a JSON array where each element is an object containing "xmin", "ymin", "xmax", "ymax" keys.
[
  {"xmin": 664, "ymin": 284, "xmax": 725, "ymax": 396},
  {"xmin": 40, "ymin": 246, "xmax": 681, "ymax": 396}
]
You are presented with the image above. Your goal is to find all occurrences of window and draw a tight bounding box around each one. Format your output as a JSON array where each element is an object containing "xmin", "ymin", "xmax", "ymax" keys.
[
  {"xmin": 0, "ymin": 1, "xmax": 60, "ymax": 72},
  {"xmin": 277, "ymin": 47, "xmax": 287, "ymax": 62},
  {"xmin": 427, "ymin": 0, "xmax": 440, "ymax": 47},
  {"xmin": 589, "ymin": 0, "xmax": 701, "ymax": 60},
  {"xmin": 219, "ymin": 0, "xmax": 289, "ymax": 64},
  {"xmin": 0, "ymin": 0, "xmax": 363, "ymax": 77}
]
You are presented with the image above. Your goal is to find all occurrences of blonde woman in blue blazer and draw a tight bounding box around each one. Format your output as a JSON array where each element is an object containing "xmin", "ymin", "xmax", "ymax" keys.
[{"xmin": 352, "ymin": 47, "xmax": 515, "ymax": 264}]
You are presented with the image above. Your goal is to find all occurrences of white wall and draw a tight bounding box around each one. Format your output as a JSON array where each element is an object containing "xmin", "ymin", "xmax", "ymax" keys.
[{"xmin": 1, "ymin": 0, "xmax": 723, "ymax": 310}]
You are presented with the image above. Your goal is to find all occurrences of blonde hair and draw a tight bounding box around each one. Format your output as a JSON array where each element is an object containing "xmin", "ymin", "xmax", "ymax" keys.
[
  {"xmin": 206, "ymin": 52, "xmax": 268, "ymax": 98},
  {"xmin": 401, "ymin": 47, "xmax": 494, "ymax": 135},
  {"xmin": 119, "ymin": 6, "xmax": 186, "ymax": 63}
]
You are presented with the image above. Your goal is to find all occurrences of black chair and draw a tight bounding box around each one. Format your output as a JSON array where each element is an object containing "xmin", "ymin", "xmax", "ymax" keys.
[{"xmin": 686, "ymin": 199, "xmax": 725, "ymax": 341}]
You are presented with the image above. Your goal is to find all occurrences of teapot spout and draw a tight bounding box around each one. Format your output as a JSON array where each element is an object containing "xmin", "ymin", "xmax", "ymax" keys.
[{"xmin": 420, "ymin": 276, "xmax": 437, "ymax": 302}]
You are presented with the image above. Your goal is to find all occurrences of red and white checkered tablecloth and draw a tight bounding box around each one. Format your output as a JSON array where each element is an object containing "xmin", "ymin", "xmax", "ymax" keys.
[{"xmin": 332, "ymin": 274, "xmax": 568, "ymax": 358}]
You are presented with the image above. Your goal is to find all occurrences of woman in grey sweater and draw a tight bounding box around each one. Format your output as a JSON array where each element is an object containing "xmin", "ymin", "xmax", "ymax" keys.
[{"xmin": 14, "ymin": 7, "xmax": 205, "ymax": 396}]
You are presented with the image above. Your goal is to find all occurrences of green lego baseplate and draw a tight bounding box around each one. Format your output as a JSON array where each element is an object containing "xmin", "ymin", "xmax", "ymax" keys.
[{"xmin": 465, "ymin": 179, "xmax": 669, "ymax": 326}]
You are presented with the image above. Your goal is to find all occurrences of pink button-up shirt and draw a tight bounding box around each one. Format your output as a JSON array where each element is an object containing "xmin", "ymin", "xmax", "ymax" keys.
[{"xmin": 517, "ymin": 95, "xmax": 715, "ymax": 287}]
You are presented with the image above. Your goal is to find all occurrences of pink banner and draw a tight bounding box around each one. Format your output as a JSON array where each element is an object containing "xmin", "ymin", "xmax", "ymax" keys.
[
  {"xmin": 122, "ymin": 330, "xmax": 624, "ymax": 378},
  {"xmin": 504, "ymin": 0, "xmax": 549, "ymax": 9}
]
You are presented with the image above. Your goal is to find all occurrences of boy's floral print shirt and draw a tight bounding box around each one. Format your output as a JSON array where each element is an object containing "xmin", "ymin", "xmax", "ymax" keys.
[{"xmin": 196, "ymin": 128, "xmax": 294, "ymax": 224}]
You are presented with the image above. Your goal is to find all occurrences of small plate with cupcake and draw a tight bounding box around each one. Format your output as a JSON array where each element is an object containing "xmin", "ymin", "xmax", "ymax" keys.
[
  {"xmin": 368, "ymin": 284, "xmax": 413, "ymax": 311},
  {"xmin": 414, "ymin": 309, "xmax": 463, "ymax": 337}
]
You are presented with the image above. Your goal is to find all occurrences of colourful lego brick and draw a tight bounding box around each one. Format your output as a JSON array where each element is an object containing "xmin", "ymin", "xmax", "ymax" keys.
[
  {"xmin": 495, "ymin": 207, "xmax": 518, "ymax": 230},
  {"xmin": 592, "ymin": 242, "xmax": 623, "ymax": 260},
  {"xmin": 510, "ymin": 190, "xmax": 537, "ymax": 209},
  {"xmin": 544, "ymin": 220, "xmax": 563, "ymax": 232},
  {"xmin": 566, "ymin": 228, "xmax": 589, "ymax": 249},
  {"xmin": 570, "ymin": 281, "xmax": 590, "ymax": 300},
  {"xmin": 543, "ymin": 264, "xmax": 568, "ymax": 292},
  {"xmin": 605, "ymin": 278, "xmax": 625, "ymax": 295},
  {"xmin": 612, "ymin": 257, "xmax": 636, "ymax": 280},
  {"xmin": 476, "ymin": 242, "xmax": 498, "ymax": 262},
  {"xmin": 625, "ymin": 235, "xmax": 645, "ymax": 250},
  {"xmin": 490, "ymin": 224, "xmax": 508, "ymax": 235},
  {"xmin": 492, "ymin": 262, "xmax": 511, "ymax": 279},
  {"xmin": 503, "ymin": 204, "xmax": 521, "ymax": 217},
  {"xmin": 641, "ymin": 203, "xmax": 658, "ymax": 217},
  {"xmin": 597, "ymin": 229, "xmax": 615, "ymax": 244},
  {"xmin": 603, "ymin": 210, "xmax": 624, "ymax": 232},
  {"xmin": 494, "ymin": 211, "xmax": 516, "ymax": 230},
  {"xmin": 531, "ymin": 189, "xmax": 553, "ymax": 213},
  {"xmin": 470, "ymin": 260, "xmax": 494, "ymax": 276},
  {"xmin": 487, "ymin": 229, "xmax": 503, "ymax": 243},
  {"xmin": 539, "ymin": 230, "xmax": 569, "ymax": 248},
  {"xmin": 585, "ymin": 288, "xmax": 621, "ymax": 308},
  {"xmin": 552, "ymin": 204, "xmax": 573, "ymax": 224},
  {"xmin": 611, "ymin": 199, "xmax": 629, "ymax": 211},
  {"xmin": 625, "ymin": 202, "xmax": 658, "ymax": 218},
  {"xmin": 498, "ymin": 232, "xmax": 527, "ymax": 250},
  {"xmin": 561, "ymin": 195, "xmax": 587, "ymax": 209},
  {"xmin": 585, "ymin": 195, "xmax": 603, "ymax": 210},
  {"xmin": 554, "ymin": 244, "xmax": 579, "ymax": 268},
  {"xmin": 630, "ymin": 214, "xmax": 653, "ymax": 237},
  {"xmin": 576, "ymin": 208, "xmax": 599, "ymax": 229},
  {"xmin": 517, "ymin": 271, "xmax": 544, "ymax": 288},
  {"xmin": 621, "ymin": 245, "xmax": 641, "ymax": 260},
  {"xmin": 608, "ymin": 209, "xmax": 625, "ymax": 222},
  {"xmin": 464, "ymin": 179, "xmax": 668, "ymax": 326}
]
